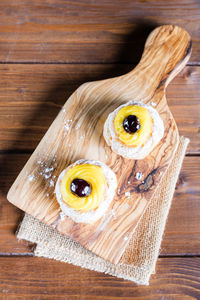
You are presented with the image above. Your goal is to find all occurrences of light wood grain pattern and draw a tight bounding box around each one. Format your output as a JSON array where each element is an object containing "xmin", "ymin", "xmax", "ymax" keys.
[
  {"xmin": 7, "ymin": 26, "xmax": 191, "ymax": 264},
  {"xmin": 0, "ymin": 257, "xmax": 200, "ymax": 299},
  {"xmin": 0, "ymin": 1, "xmax": 199, "ymax": 298},
  {"xmin": 1, "ymin": 155, "xmax": 200, "ymax": 255},
  {"xmin": 0, "ymin": 0, "xmax": 199, "ymax": 64},
  {"xmin": 0, "ymin": 65, "xmax": 199, "ymax": 153}
]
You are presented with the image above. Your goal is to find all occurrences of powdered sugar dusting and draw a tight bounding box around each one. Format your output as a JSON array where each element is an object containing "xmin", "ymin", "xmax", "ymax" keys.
[
  {"xmin": 28, "ymin": 156, "xmax": 57, "ymax": 193},
  {"xmin": 44, "ymin": 173, "xmax": 51, "ymax": 179},
  {"xmin": 28, "ymin": 174, "xmax": 35, "ymax": 182},
  {"xmin": 64, "ymin": 119, "xmax": 72, "ymax": 131},
  {"xmin": 49, "ymin": 179, "xmax": 54, "ymax": 187},
  {"xmin": 135, "ymin": 172, "xmax": 144, "ymax": 180},
  {"xmin": 125, "ymin": 191, "xmax": 131, "ymax": 197},
  {"xmin": 44, "ymin": 167, "xmax": 54, "ymax": 173},
  {"xmin": 36, "ymin": 157, "xmax": 57, "ymax": 189},
  {"xmin": 151, "ymin": 101, "xmax": 156, "ymax": 107}
]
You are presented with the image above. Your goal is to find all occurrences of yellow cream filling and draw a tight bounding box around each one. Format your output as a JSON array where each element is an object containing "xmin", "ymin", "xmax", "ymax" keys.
[
  {"xmin": 114, "ymin": 105, "xmax": 153, "ymax": 147},
  {"xmin": 60, "ymin": 164, "xmax": 107, "ymax": 212}
]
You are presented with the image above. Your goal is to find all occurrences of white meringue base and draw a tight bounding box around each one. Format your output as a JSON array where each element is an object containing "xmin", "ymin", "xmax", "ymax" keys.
[
  {"xmin": 55, "ymin": 159, "xmax": 117, "ymax": 224},
  {"xmin": 103, "ymin": 100, "xmax": 164, "ymax": 159}
]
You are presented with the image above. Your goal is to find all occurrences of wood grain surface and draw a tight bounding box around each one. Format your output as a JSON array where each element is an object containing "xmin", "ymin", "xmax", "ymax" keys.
[
  {"xmin": 1, "ymin": 155, "xmax": 200, "ymax": 255},
  {"xmin": 7, "ymin": 25, "xmax": 191, "ymax": 264},
  {"xmin": 0, "ymin": 0, "xmax": 199, "ymax": 64},
  {"xmin": 0, "ymin": 65, "xmax": 199, "ymax": 153},
  {"xmin": 0, "ymin": 257, "xmax": 199, "ymax": 299},
  {"xmin": 0, "ymin": 0, "xmax": 200, "ymax": 298}
]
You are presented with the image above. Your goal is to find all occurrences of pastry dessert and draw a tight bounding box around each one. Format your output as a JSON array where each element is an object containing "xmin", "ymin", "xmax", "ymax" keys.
[
  {"xmin": 55, "ymin": 159, "xmax": 117, "ymax": 224},
  {"xmin": 103, "ymin": 100, "xmax": 164, "ymax": 159}
]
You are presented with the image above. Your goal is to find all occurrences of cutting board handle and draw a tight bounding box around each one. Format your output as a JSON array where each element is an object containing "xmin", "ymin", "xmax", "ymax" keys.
[{"xmin": 125, "ymin": 25, "xmax": 192, "ymax": 96}]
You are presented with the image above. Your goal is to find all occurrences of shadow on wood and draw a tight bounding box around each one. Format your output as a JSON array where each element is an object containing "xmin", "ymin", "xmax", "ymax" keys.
[{"xmin": 0, "ymin": 21, "xmax": 157, "ymax": 234}]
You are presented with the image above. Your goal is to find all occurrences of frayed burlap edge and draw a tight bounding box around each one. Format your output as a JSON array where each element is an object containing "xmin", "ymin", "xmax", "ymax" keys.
[{"xmin": 17, "ymin": 136, "xmax": 189, "ymax": 285}]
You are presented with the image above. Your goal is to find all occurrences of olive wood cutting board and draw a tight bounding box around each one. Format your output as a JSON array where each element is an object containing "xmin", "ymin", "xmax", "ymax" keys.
[{"xmin": 7, "ymin": 25, "xmax": 191, "ymax": 264}]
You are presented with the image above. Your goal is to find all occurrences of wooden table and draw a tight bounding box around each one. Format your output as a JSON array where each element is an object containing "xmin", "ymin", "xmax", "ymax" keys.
[{"xmin": 0, "ymin": 1, "xmax": 199, "ymax": 299}]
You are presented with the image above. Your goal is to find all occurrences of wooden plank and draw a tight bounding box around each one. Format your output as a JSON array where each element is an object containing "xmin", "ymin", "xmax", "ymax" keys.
[
  {"xmin": 0, "ymin": 1, "xmax": 199, "ymax": 64},
  {"xmin": 0, "ymin": 154, "xmax": 34, "ymax": 254},
  {"xmin": 1, "ymin": 155, "xmax": 199, "ymax": 255},
  {"xmin": 7, "ymin": 25, "xmax": 191, "ymax": 264},
  {"xmin": 0, "ymin": 256, "xmax": 199, "ymax": 299},
  {"xmin": 161, "ymin": 156, "xmax": 200, "ymax": 255},
  {"xmin": 0, "ymin": 65, "xmax": 199, "ymax": 154}
]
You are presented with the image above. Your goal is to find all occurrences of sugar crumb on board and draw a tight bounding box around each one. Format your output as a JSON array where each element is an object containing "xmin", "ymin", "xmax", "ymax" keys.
[
  {"xmin": 64, "ymin": 120, "xmax": 72, "ymax": 131},
  {"xmin": 44, "ymin": 173, "xmax": 51, "ymax": 179},
  {"xmin": 28, "ymin": 174, "xmax": 35, "ymax": 182},
  {"xmin": 29, "ymin": 157, "xmax": 58, "ymax": 190},
  {"xmin": 151, "ymin": 101, "xmax": 156, "ymax": 107},
  {"xmin": 44, "ymin": 167, "xmax": 54, "ymax": 172},
  {"xmin": 125, "ymin": 191, "xmax": 131, "ymax": 197},
  {"xmin": 135, "ymin": 172, "xmax": 144, "ymax": 180},
  {"xmin": 49, "ymin": 179, "xmax": 55, "ymax": 187}
]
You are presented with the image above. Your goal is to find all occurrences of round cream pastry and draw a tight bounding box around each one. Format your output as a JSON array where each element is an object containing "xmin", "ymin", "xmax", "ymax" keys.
[
  {"xmin": 55, "ymin": 159, "xmax": 117, "ymax": 224},
  {"xmin": 103, "ymin": 100, "xmax": 164, "ymax": 159}
]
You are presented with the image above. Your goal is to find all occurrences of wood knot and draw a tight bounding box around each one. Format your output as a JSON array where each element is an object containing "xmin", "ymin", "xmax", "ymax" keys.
[{"xmin": 136, "ymin": 168, "xmax": 157, "ymax": 193}]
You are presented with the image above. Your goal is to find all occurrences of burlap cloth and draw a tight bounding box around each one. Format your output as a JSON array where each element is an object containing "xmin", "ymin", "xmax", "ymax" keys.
[{"xmin": 17, "ymin": 136, "xmax": 189, "ymax": 285}]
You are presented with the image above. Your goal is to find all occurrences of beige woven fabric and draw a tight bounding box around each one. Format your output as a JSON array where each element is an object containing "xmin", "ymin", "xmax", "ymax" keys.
[{"xmin": 17, "ymin": 136, "xmax": 189, "ymax": 285}]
